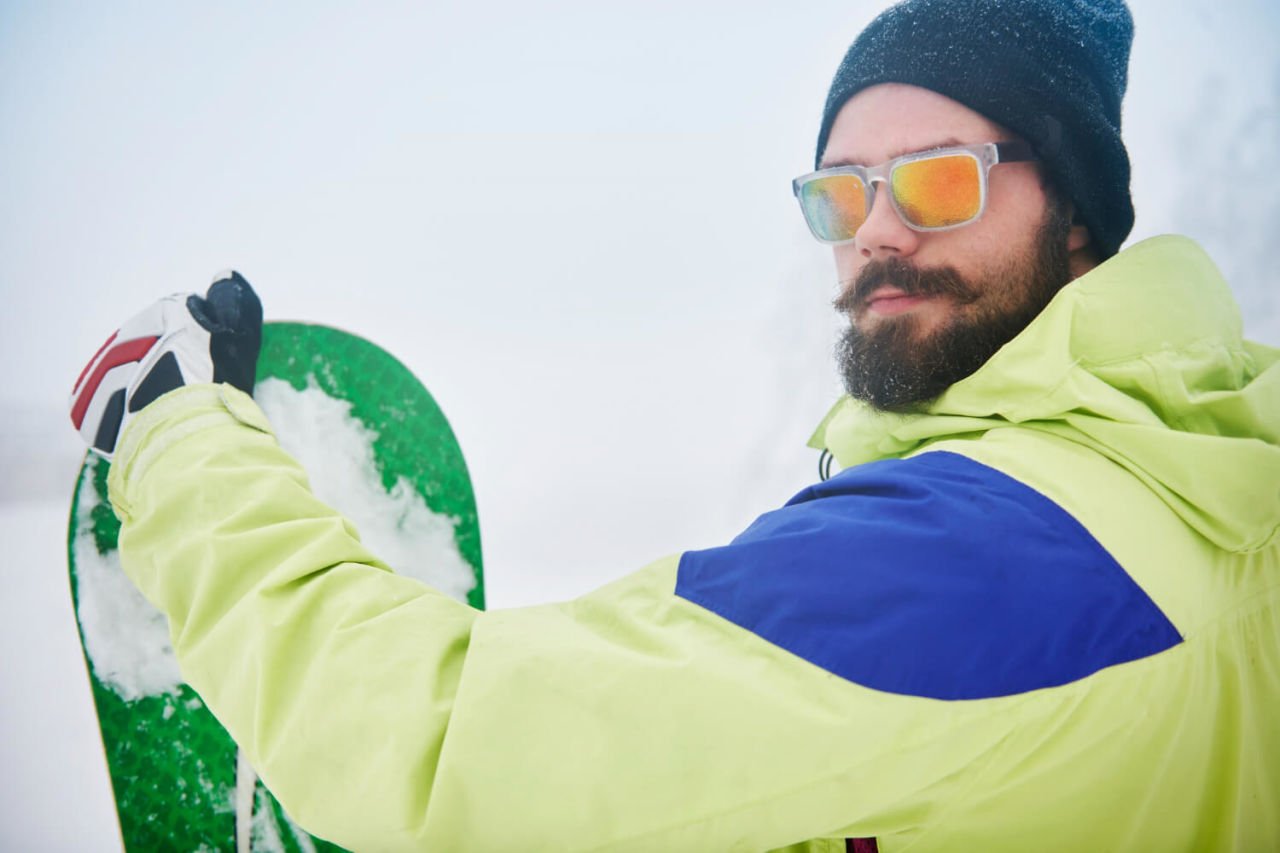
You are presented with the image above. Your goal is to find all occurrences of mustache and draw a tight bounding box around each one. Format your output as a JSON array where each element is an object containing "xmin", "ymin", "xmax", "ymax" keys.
[{"xmin": 833, "ymin": 258, "xmax": 977, "ymax": 314}]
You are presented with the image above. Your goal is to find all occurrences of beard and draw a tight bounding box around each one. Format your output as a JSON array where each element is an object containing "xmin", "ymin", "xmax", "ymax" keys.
[{"xmin": 833, "ymin": 203, "xmax": 1073, "ymax": 412}]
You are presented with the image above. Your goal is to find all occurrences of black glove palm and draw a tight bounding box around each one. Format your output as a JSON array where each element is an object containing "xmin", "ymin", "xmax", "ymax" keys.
[{"xmin": 187, "ymin": 274, "xmax": 263, "ymax": 397}]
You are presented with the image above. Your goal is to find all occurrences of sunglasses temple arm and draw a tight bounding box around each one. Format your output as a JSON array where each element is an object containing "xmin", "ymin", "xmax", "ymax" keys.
[{"xmin": 994, "ymin": 140, "xmax": 1037, "ymax": 163}]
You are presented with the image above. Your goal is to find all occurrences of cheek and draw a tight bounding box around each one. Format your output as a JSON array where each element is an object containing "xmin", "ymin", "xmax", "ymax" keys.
[
  {"xmin": 982, "ymin": 174, "xmax": 1050, "ymax": 244},
  {"xmin": 833, "ymin": 244, "xmax": 865, "ymax": 283}
]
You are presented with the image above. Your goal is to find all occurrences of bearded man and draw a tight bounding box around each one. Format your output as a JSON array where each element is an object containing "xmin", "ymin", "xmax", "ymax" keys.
[{"xmin": 70, "ymin": 0, "xmax": 1279, "ymax": 850}]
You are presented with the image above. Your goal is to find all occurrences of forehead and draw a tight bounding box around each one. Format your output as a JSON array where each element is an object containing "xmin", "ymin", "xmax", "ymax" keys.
[{"xmin": 820, "ymin": 83, "xmax": 1011, "ymax": 168}]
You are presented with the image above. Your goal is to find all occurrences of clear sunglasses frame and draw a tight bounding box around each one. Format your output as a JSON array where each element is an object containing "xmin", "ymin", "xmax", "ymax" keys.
[{"xmin": 791, "ymin": 141, "xmax": 1037, "ymax": 244}]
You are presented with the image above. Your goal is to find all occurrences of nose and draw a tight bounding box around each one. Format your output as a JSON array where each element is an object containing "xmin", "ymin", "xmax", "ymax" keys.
[{"xmin": 854, "ymin": 182, "xmax": 920, "ymax": 261}]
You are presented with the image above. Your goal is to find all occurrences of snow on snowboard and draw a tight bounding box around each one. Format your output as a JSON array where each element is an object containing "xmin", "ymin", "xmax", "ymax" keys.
[{"xmin": 67, "ymin": 322, "xmax": 484, "ymax": 851}]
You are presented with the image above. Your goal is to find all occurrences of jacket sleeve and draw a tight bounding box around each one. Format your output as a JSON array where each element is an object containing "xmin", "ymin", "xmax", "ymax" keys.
[{"xmin": 107, "ymin": 384, "xmax": 1176, "ymax": 852}]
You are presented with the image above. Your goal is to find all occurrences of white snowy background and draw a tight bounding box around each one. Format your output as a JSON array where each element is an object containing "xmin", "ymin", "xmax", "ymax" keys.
[{"xmin": 2, "ymin": 1, "xmax": 1277, "ymax": 848}]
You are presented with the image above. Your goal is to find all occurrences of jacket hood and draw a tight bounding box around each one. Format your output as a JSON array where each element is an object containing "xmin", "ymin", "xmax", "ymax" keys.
[{"xmin": 811, "ymin": 235, "xmax": 1280, "ymax": 553}]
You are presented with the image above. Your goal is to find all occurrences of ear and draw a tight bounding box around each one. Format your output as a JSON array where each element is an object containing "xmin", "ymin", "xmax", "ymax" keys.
[
  {"xmin": 1067, "ymin": 222, "xmax": 1090, "ymax": 253},
  {"xmin": 1066, "ymin": 209, "xmax": 1100, "ymax": 279}
]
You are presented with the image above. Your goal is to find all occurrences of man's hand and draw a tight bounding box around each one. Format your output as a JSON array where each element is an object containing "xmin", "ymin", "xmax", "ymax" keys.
[{"xmin": 69, "ymin": 270, "xmax": 263, "ymax": 459}]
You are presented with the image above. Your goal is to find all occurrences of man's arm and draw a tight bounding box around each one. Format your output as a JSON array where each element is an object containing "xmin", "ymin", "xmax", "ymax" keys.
[{"xmin": 108, "ymin": 382, "xmax": 1190, "ymax": 851}]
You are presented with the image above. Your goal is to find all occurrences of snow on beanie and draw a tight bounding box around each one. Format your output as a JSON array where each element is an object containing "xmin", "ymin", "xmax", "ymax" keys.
[{"xmin": 815, "ymin": 0, "xmax": 1135, "ymax": 258}]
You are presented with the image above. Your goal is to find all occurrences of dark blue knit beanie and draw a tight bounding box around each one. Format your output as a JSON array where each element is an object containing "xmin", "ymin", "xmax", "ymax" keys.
[{"xmin": 816, "ymin": 0, "xmax": 1134, "ymax": 258}]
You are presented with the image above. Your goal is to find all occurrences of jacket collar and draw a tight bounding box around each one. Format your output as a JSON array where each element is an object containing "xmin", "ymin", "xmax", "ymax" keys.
[{"xmin": 811, "ymin": 235, "xmax": 1280, "ymax": 552}]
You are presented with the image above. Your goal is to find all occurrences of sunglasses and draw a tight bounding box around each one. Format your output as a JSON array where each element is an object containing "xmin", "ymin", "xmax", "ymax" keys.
[{"xmin": 792, "ymin": 141, "xmax": 1037, "ymax": 244}]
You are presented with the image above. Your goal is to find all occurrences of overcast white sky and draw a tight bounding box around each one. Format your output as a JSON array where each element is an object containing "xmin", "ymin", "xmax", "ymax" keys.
[{"xmin": 2, "ymin": 1, "xmax": 1278, "ymax": 848}]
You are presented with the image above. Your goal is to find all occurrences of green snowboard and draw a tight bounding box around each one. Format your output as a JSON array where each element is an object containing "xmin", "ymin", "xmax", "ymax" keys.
[{"xmin": 67, "ymin": 322, "xmax": 484, "ymax": 851}]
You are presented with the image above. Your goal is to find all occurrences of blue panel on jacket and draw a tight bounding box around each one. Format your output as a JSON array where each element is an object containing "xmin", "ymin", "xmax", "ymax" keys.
[{"xmin": 676, "ymin": 451, "xmax": 1182, "ymax": 700}]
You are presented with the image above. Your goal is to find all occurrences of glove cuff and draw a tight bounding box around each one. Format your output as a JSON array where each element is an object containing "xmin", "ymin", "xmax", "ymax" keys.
[{"xmin": 108, "ymin": 384, "xmax": 275, "ymax": 520}]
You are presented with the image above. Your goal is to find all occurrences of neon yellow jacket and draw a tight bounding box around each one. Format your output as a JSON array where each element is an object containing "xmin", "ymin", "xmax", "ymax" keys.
[{"xmin": 110, "ymin": 236, "xmax": 1280, "ymax": 851}]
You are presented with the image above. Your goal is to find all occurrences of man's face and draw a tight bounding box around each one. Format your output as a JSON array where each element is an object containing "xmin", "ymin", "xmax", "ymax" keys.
[{"xmin": 822, "ymin": 83, "xmax": 1075, "ymax": 411}]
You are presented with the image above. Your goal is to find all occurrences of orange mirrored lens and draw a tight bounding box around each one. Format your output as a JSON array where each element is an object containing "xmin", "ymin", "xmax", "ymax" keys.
[
  {"xmin": 891, "ymin": 154, "xmax": 981, "ymax": 228},
  {"xmin": 800, "ymin": 175, "xmax": 867, "ymax": 242}
]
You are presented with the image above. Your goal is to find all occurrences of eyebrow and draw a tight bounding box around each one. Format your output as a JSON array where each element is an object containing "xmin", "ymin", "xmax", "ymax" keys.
[{"xmin": 820, "ymin": 137, "xmax": 966, "ymax": 169}]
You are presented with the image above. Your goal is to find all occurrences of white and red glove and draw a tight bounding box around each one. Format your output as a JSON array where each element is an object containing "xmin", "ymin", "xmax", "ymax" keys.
[{"xmin": 69, "ymin": 270, "xmax": 263, "ymax": 459}]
